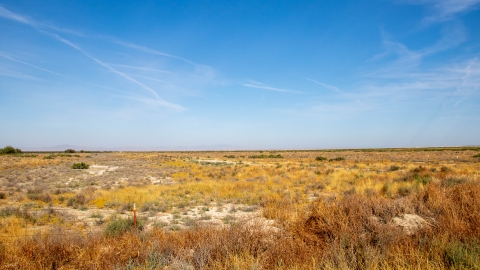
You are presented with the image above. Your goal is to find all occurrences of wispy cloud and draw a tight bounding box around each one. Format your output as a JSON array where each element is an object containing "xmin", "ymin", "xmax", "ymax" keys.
[
  {"xmin": 0, "ymin": 5, "xmax": 85, "ymax": 36},
  {"xmin": 397, "ymin": 0, "xmax": 480, "ymax": 23},
  {"xmin": 359, "ymin": 57, "xmax": 480, "ymax": 107},
  {"xmin": 47, "ymin": 32, "xmax": 186, "ymax": 110},
  {"xmin": 0, "ymin": 5, "xmax": 32, "ymax": 25},
  {"xmin": 304, "ymin": 78, "xmax": 341, "ymax": 93},
  {"xmin": 0, "ymin": 68, "xmax": 40, "ymax": 81},
  {"xmin": 0, "ymin": 53, "xmax": 62, "ymax": 76},
  {"xmin": 0, "ymin": 6, "xmax": 187, "ymax": 110},
  {"xmin": 242, "ymin": 80, "xmax": 303, "ymax": 94},
  {"xmin": 110, "ymin": 64, "xmax": 176, "ymax": 75},
  {"xmin": 111, "ymin": 40, "xmax": 198, "ymax": 66},
  {"xmin": 0, "ymin": 53, "xmax": 137, "ymax": 94},
  {"xmin": 368, "ymin": 23, "xmax": 466, "ymax": 77}
]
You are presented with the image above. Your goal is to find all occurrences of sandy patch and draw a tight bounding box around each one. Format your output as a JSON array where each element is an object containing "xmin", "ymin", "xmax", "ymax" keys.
[
  {"xmin": 392, "ymin": 214, "xmax": 429, "ymax": 235},
  {"xmin": 87, "ymin": 165, "xmax": 119, "ymax": 176}
]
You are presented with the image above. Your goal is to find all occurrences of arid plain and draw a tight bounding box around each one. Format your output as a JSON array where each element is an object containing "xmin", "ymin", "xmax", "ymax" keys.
[{"xmin": 0, "ymin": 148, "xmax": 479, "ymax": 269}]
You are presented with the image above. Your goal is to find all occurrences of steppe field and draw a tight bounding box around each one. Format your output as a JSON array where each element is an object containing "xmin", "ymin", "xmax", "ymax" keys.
[{"xmin": 0, "ymin": 148, "xmax": 479, "ymax": 269}]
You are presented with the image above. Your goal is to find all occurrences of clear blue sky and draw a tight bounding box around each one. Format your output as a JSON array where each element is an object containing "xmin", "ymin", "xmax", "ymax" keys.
[{"xmin": 1, "ymin": 0, "xmax": 479, "ymax": 150}]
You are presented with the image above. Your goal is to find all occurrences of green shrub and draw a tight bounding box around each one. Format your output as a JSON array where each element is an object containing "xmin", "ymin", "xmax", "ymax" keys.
[
  {"xmin": 414, "ymin": 174, "xmax": 431, "ymax": 185},
  {"xmin": 473, "ymin": 153, "xmax": 480, "ymax": 158},
  {"xmin": 103, "ymin": 218, "xmax": 144, "ymax": 237},
  {"xmin": 329, "ymin": 157, "xmax": 345, "ymax": 162},
  {"xmin": 444, "ymin": 239, "xmax": 480, "ymax": 269},
  {"xmin": 390, "ymin": 165, "xmax": 400, "ymax": 171},
  {"xmin": 224, "ymin": 155, "xmax": 235, "ymax": 158},
  {"xmin": 0, "ymin": 146, "xmax": 22, "ymax": 154},
  {"xmin": 65, "ymin": 149, "xmax": 76, "ymax": 153},
  {"xmin": 441, "ymin": 177, "xmax": 467, "ymax": 187},
  {"xmin": 72, "ymin": 162, "xmax": 89, "ymax": 169},
  {"xmin": 315, "ymin": 156, "xmax": 327, "ymax": 161}
]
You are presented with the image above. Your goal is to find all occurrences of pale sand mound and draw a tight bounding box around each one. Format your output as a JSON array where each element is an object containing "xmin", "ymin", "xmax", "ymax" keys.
[
  {"xmin": 392, "ymin": 214, "xmax": 428, "ymax": 235},
  {"xmin": 86, "ymin": 165, "xmax": 119, "ymax": 176}
]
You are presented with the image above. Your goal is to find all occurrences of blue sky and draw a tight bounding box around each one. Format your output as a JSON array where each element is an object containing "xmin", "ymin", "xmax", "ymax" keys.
[{"xmin": 0, "ymin": 0, "xmax": 479, "ymax": 150}]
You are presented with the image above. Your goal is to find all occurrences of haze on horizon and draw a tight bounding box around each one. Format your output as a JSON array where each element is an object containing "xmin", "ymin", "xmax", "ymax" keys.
[{"xmin": 1, "ymin": 0, "xmax": 479, "ymax": 150}]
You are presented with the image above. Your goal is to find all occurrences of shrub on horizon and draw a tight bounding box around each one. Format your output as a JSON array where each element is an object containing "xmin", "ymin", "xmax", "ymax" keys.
[{"xmin": 0, "ymin": 145, "xmax": 22, "ymax": 154}]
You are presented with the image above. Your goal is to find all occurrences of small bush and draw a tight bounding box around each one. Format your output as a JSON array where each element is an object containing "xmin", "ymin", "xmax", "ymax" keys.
[
  {"xmin": 0, "ymin": 145, "xmax": 22, "ymax": 154},
  {"xmin": 441, "ymin": 177, "xmax": 467, "ymax": 187},
  {"xmin": 224, "ymin": 155, "xmax": 235, "ymax": 158},
  {"xmin": 315, "ymin": 156, "xmax": 327, "ymax": 161},
  {"xmin": 473, "ymin": 153, "xmax": 480, "ymax": 158},
  {"xmin": 415, "ymin": 174, "xmax": 431, "ymax": 185},
  {"xmin": 0, "ymin": 207, "xmax": 34, "ymax": 222},
  {"xmin": 72, "ymin": 162, "xmax": 89, "ymax": 169},
  {"xmin": 441, "ymin": 166, "xmax": 452, "ymax": 172},
  {"xmin": 390, "ymin": 165, "xmax": 400, "ymax": 171},
  {"xmin": 444, "ymin": 239, "xmax": 480, "ymax": 269},
  {"xmin": 103, "ymin": 218, "xmax": 143, "ymax": 237},
  {"xmin": 329, "ymin": 156, "xmax": 345, "ymax": 162},
  {"xmin": 65, "ymin": 149, "xmax": 76, "ymax": 153},
  {"xmin": 66, "ymin": 194, "xmax": 87, "ymax": 208},
  {"xmin": 27, "ymin": 188, "xmax": 52, "ymax": 203}
]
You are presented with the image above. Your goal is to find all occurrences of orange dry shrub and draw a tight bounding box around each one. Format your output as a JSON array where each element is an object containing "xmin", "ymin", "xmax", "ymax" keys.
[{"xmin": 1, "ymin": 182, "xmax": 479, "ymax": 269}]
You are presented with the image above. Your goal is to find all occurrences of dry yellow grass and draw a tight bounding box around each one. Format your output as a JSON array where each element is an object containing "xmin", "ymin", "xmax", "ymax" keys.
[{"xmin": 0, "ymin": 148, "xmax": 479, "ymax": 269}]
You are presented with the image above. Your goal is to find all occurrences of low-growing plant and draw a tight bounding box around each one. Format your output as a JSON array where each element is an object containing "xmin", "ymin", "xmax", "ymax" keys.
[
  {"xmin": 329, "ymin": 156, "xmax": 345, "ymax": 162},
  {"xmin": 27, "ymin": 188, "xmax": 52, "ymax": 203},
  {"xmin": 103, "ymin": 217, "xmax": 144, "ymax": 237},
  {"xmin": 65, "ymin": 149, "xmax": 76, "ymax": 153},
  {"xmin": 0, "ymin": 145, "xmax": 22, "ymax": 154},
  {"xmin": 66, "ymin": 193, "xmax": 87, "ymax": 208},
  {"xmin": 442, "ymin": 177, "xmax": 467, "ymax": 187},
  {"xmin": 315, "ymin": 156, "xmax": 327, "ymax": 161},
  {"xmin": 72, "ymin": 162, "xmax": 89, "ymax": 169},
  {"xmin": 473, "ymin": 153, "xmax": 480, "ymax": 158},
  {"xmin": 248, "ymin": 154, "xmax": 283, "ymax": 159},
  {"xmin": 390, "ymin": 165, "xmax": 400, "ymax": 171}
]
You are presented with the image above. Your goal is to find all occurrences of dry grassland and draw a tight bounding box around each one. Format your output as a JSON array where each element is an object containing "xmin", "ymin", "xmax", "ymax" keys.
[{"xmin": 0, "ymin": 148, "xmax": 479, "ymax": 269}]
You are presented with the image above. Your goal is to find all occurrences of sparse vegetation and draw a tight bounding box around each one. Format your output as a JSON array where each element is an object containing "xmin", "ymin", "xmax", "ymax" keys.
[
  {"xmin": 248, "ymin": 154, "xmax": 283, "ymax": 158},
  {"xmin": 72, "ymin": 162, "xmax": 89, "ymax": 169},
  {"xmin": 315, "ymin": 156, "xmax": 327, "ymax": 161},
  {"xmin": 329, "ymin": 156, "xmax": 345, "ymax": 161},
  {"xmin": 0, "ymin": 148, "xmax": 479, "ymax": 268}
]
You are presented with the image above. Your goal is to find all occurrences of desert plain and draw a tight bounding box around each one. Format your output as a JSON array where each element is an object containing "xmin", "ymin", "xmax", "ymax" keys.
[{"xmin": 0, "ymin": 148, "xmax": 479, "ymax": 269}]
